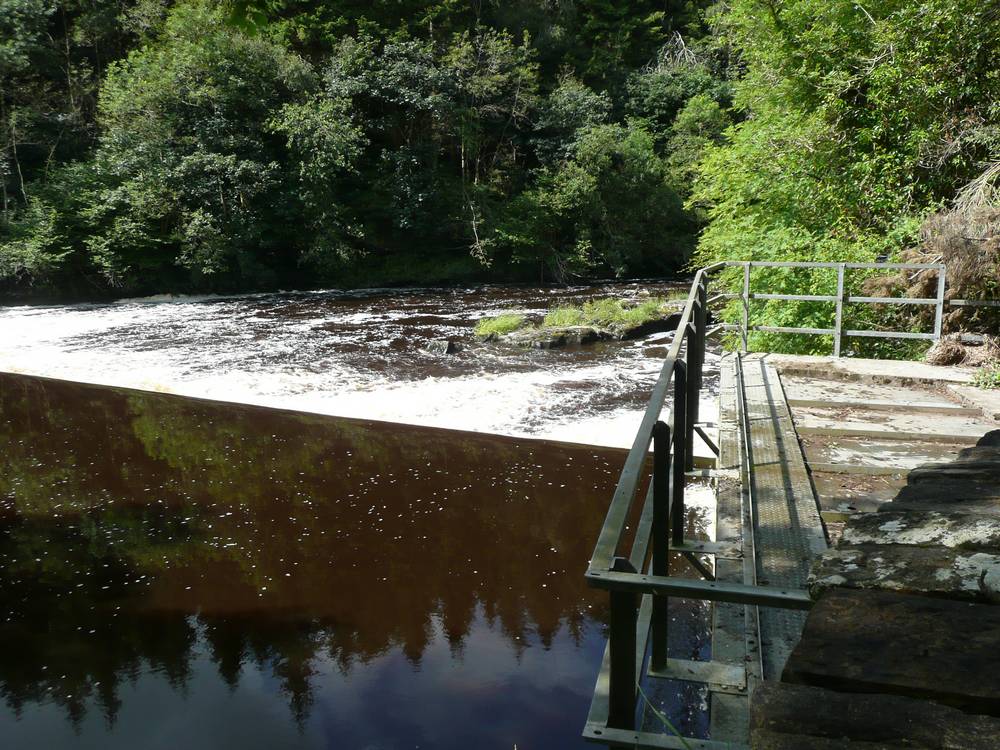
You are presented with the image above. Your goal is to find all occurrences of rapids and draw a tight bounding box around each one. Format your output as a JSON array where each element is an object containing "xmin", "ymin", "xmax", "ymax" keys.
[{"xmin": 0, "ymin": 282, "xmax": 720, "ymax": 448}]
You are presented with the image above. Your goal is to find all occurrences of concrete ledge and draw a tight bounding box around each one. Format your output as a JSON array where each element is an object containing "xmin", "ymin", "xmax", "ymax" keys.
[
  {"xmin": 808, "ymin": 543, "xmax": 1000, "ymax": 602},
  {"xmin": 751, "ymin": 682, "xmax": 1000, "ymax": 749},
  {"xmin": 749, "ymin": 353, "xmax": 975, "ymax": 386},
  {"xmin": 783, "ymin": 589, "xmax": 1000, "ymax": 715}
]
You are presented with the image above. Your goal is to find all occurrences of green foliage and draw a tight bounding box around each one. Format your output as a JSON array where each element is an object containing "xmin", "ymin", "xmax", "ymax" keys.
[
  {"xmin": 543, "ymin": 296, "xmax": 676, "ymax": 330},
  {"xmin": 0, "ymin": 200, "xmax": 67, "ymax": 281},
  {"xmin": 974, "ymin": 361, "xmax": 1000, "ymax": 391},
  {"xmin": 691, "ymin": 0, "xmax": 1000, "ymax": 355},
  {"xmin": 495, "ymin": 122, "xmax": 693, "ymax": 281},
  {"xmin": 626, "ymin": 61, "xmax": 731, "ymax": 145},
  {"xmin": 82, "ymin": 1, "xmax": 335, "ymax": 288},
  {"xmin": 0, "ymin": 0, "xmax": 722, "ymax": 298},
  {"xmin": 474, "ymin": 312, "xmax": 526, "ymax": 337},
  {"xmin": 531, "ymin": 74, "xmax": 611, "ymax": 165}
]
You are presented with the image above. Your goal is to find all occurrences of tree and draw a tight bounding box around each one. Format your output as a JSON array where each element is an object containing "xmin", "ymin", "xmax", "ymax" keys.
[
  {"xmin": 84, "ymin": 1, "xmax": 361, "ymax": 290},
  {"xmin": 494, "ymin": 122, "xmax": 692, "ymax": 280},
  {"xmin": 691, "ymin": 0, "xmax": 1000, "ymax": 353}
]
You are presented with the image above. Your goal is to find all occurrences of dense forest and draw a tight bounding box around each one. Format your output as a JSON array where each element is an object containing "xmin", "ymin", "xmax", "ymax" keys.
[{"xmin": 1, "ymin": 0, "xmax": 999, "ymax": 310}]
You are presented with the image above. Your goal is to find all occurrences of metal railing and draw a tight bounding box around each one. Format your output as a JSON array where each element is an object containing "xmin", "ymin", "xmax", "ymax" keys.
[
  {"xmin": 583, "ymin": 260, "xmax": 998, "ymax": 748},
  {"xmin": 727, "ymin": 261, "xmax": 947, "ymax": 356}
]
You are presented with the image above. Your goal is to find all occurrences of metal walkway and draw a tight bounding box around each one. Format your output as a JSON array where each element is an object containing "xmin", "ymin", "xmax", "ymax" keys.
[
  {"xmin": 583, "ymin": 260, "xmax": 1000, "ymax": 746},
  {"xmin": 738, "ymin": 356, "xmax": 827, "ymax": 679},
  {"xmin": 706, "ymin": 355, "xmax": 828, "ymax": 744},
  {"xmin": 584, "ymin": 262, "xmax": 850, "ymax": 749}
]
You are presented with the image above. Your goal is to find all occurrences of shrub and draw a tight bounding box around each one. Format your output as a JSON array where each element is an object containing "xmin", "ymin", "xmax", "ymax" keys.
[
  {"xmin": 543, "ymin": 296, "xmax": 675, "ymax": 330},
  {"xmin": 974, "ymin": 360, "xmax": 1000, "ymax": 390}
]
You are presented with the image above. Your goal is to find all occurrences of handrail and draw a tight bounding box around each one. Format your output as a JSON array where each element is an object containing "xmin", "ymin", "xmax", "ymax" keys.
[
  {"xmin": 587, "ymin": 258, "xmax": 984, "ymax": 580},
  {"xmin": 583, "ymin": 259, "xmax": 999, "ymax": 744},
  {"xmin": 587, "ymin": 262, "xmax": 722, "ymax": 574}
]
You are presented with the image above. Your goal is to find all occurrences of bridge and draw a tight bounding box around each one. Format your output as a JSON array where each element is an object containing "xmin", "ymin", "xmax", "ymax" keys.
[{"xmin": 583, "ymin": 261, "xmax": 1000, "ymax": 748}]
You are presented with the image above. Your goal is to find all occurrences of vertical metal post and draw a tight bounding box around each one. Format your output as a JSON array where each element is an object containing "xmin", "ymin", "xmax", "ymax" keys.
[
  {"xmin": 684, "ymin": 323, "xmax": 698, "ymax": 466},
  {"xmin": 691, "ymin": 280, "xmax": 708, "ymax": 420},
  {"xmin": 672, "ymin": 361, "xmax": 687, "ymax": 543},
  {"xmin": 650, "ymin": 420, "xmax": 671, "ymax": 672},
  {"xmin": 833, "ymin": 263, "xmax": 846, "ymax": 358},
  {"xmin": 933, "ymin": 264, "xmax": 947, "ymax": 341},
  {"xmin": 741, "ymin": 263, "xmax": 751, "ymax": 353},
  {"xmin": 608, "ymin": 557, "xmax": 637, "ymax": 730}
]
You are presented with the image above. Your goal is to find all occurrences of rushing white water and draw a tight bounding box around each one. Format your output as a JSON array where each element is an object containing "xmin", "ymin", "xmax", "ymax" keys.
[{"xmin": 0, "ymin": 283, "xmax": 720, "ymax": 449}]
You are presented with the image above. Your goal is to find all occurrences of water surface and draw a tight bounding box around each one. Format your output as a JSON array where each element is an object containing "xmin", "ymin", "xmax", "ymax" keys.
[
  {"xmin": 0, "ymin": 373, "xmax": 710, "ymax": 749},
  {"xmin": 0, "ymin": 283, "xmax": 719, "ymax": 448}
]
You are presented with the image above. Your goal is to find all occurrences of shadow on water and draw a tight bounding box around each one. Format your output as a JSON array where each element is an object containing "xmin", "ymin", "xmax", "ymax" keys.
[{"xmin": 0, "ymin": 372, "xmax": 710, "ymax": 749}]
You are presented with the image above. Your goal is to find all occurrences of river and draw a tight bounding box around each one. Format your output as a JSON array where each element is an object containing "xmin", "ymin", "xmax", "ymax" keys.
[
  {"xmin": 0, "ymin": 282, "xmax": 719, "ymax": 449},
  {"xmin": 0, "ymin": 281, "xmax": 720, "ymax": 749}
]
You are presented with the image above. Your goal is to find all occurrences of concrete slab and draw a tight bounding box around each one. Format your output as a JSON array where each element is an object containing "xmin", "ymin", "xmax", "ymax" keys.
[
  {"xmin": 948, "ymin": 384, "xmax": 1000, "ymax": 421},
  {"xmin": 808, "ymin": 543, "xmax": 1000, "ymax": 602},
  {"xmin": 751, "ymin": 682, "xmax": 1000, "ymax": 750},
  {"xmin": 800, "ymin": 435, "xmax": 964, "ymax": 475},
  {"xmin": 782, "ymin": 375, "xmax": 975, "ymax": 414},
  {"xmin": 751, "ymin": 353, "xmax": 976, "ymax": 386},
  {"xmin": 810, "ymin": 471, "xmax": 904, "ymax": 514},
  {"xmin": 794, "ymin": 407, "xmax": 992, "ymax": 444},
  {"xmin": 843, "ymin": 510, "xmax": 1000, "ymax": 550},
  {"xmin": 783, "ymin": 589, "xmax": 1000, "ymax": 715}
]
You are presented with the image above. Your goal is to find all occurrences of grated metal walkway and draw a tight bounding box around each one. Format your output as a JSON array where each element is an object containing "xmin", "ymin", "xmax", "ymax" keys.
[{"xmin": 738, "ymin": 356, "xmax": 827, "ymax": 679}]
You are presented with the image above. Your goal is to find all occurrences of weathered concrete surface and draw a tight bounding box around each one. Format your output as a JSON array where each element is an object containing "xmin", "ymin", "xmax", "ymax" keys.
[
  {"xmin": 754, "ymin": 353, "xmax": 975, "ymax": 386},
  {"xmin": 801, "ymin": 435, "xmax": 962, "ymax": 475},
  {"xmin": 794, "ymin": 408, "xmax": 991, "ymax": 444},
  {"xmin": 782, "ymin": 589, "xmax": 1000, "ymax": 715},
  {"xmin": 810, "ymin": 470, "xmax": 904, "ymax": 514},
  {"xmin": 782, "ymin": 374, "xmax": 976, "ymax": 413},
  {"xmin": 889, "ymin": 480, "xmax": 1000, "ymax": 514},
  {"xmin": 751, "ymin": 682, "xmax": 1000, "ymax": 749},
  {"xmin": 752, "ymin": 730, "xmax": 897, "ymax": 749},
  {"xmin": 948, "ymin": 383, "xmax": 1000, "ymax": 421},
  {"xmin": 842, "ymin": 509, "xmax": 1000, "ymax": 550},
  {"xmin": 809, "ymin": 543, "xmax": 1000, "ymax": 601}
]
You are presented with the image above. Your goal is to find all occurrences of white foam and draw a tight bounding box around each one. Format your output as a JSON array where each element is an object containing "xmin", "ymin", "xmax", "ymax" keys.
[{"xmin": 0, "ymin": 288, "xmax": 718, "ymax": 451}]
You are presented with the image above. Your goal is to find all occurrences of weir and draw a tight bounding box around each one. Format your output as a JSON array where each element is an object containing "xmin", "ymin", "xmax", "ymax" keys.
[{"xmin": 583, "ymin": 262, "xmax": 1000, "ymax": 749}]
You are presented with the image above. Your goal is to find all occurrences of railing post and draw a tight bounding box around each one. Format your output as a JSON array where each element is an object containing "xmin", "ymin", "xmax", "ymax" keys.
[
  {"xmin": 833, "ymin": 263, "xmax": 846, "ymax": 357},
  {"xmin": 651, "ymin": 420, "xmax": 671, "ymax": 671},
  {"xmin": 692, "ymin": 279, "xmax": 708, "ymax": 416},
  {"xmin": 672, "ymin": 361, "xmax": 687, "ymax": 544},
  {"xmin": 608, "ymin": 557, "xmax": 638, "ymax": 730},
  {"xmin": 741, "ymin": 262, "xmax": 751, "ymax": 353},
  {"xmin": 934, "ymin": 264, "xmax": 947, "ymax": 341}
]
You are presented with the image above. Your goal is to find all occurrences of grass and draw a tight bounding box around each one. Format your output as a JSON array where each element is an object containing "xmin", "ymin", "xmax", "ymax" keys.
[
  {"xmin": 542, "ymin": 296, "xmax": 676, "ymax": 330},
  {"xmin": 475, "ymin": 313, "xmax": 526, "ymax": 337},
  {"xmin": 974, "ymin": 359, "xmax": 1000, "ymax": 390}
]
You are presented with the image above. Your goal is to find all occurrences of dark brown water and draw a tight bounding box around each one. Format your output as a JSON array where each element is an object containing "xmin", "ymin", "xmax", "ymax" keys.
[{"xmin": 0, "ymin": 373, "xmax": 710, "ymax": 749}]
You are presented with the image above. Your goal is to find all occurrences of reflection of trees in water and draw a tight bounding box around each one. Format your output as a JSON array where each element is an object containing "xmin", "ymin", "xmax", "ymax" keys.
[{"xmin": 0, "ymin": 373, "xmax": 619, "ymax": 727}]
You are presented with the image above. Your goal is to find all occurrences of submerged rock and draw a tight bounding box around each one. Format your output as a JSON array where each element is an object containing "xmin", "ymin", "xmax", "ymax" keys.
[
  {"xmin": 508, "ymin": 326, "xmax": 603, "ymax": 350},
  {"xmin": 503, "ymin": 311, "xmax": 686, "ymax": 350},
  {"xmin": 424, "ymin": 339, "xmax": 463, "ymax": 355}
]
